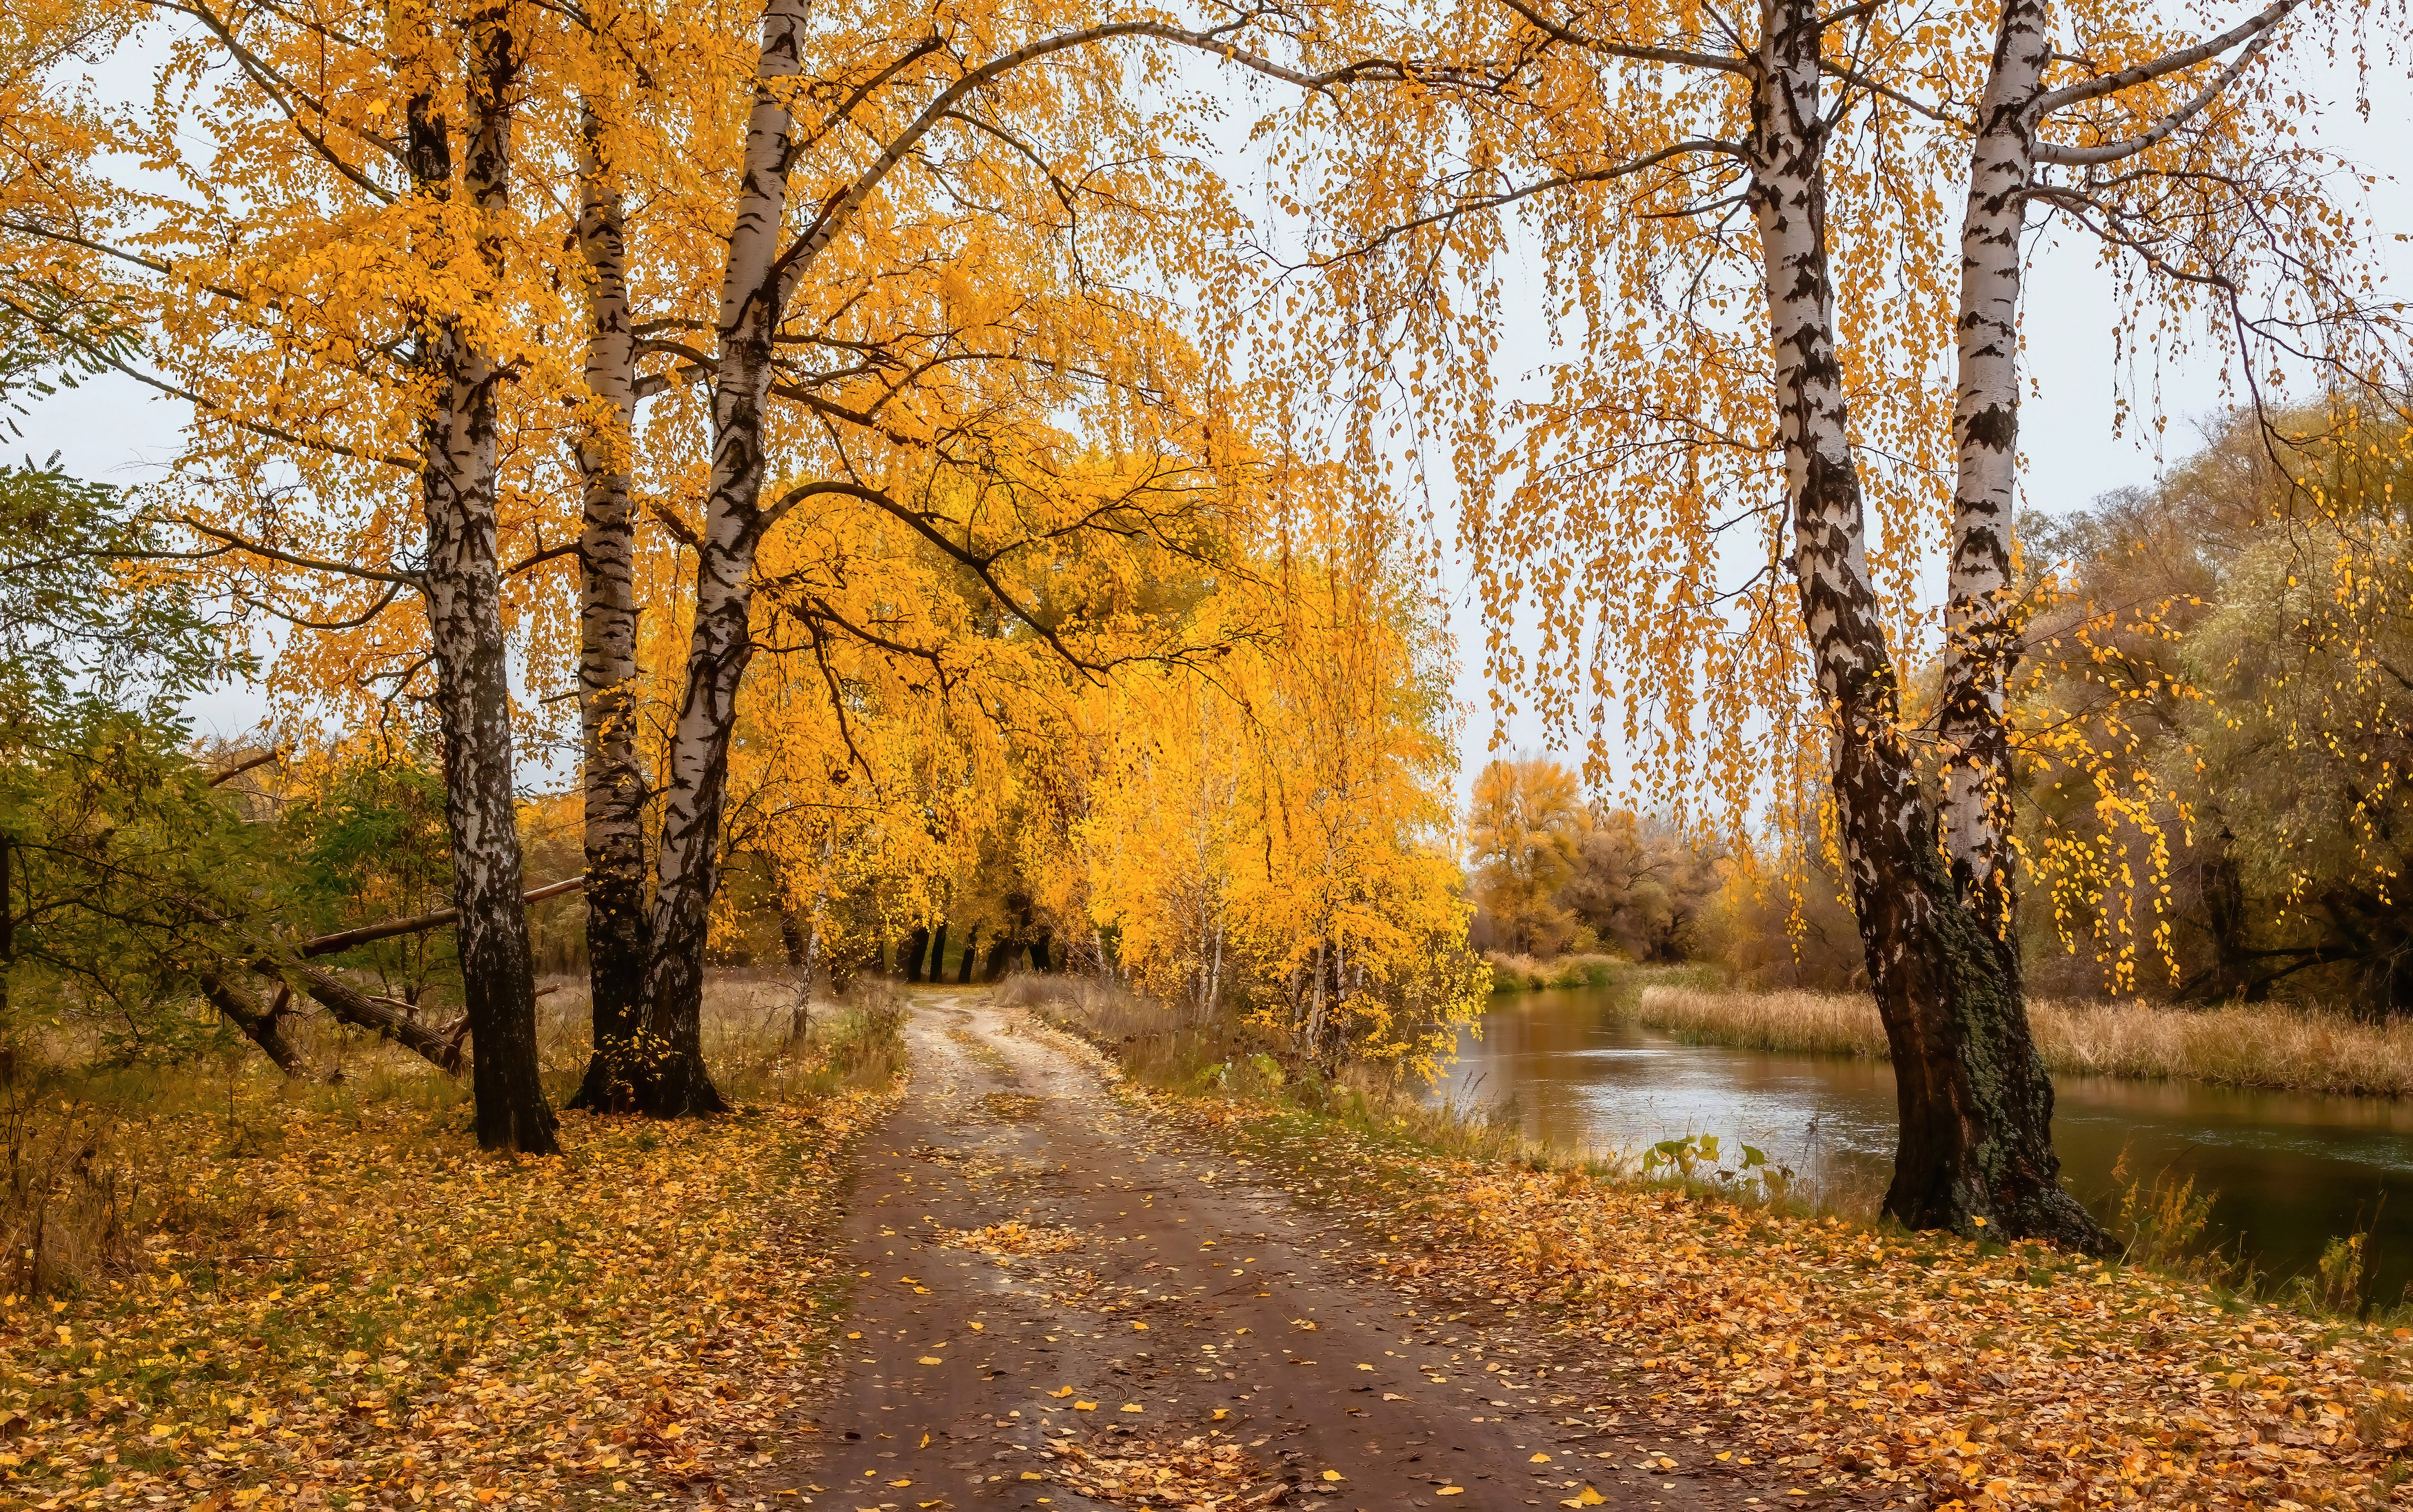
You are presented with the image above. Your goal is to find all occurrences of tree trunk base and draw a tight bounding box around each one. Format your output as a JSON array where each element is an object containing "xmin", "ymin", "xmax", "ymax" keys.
[
  {"xmin": 638, "ymin": 1054, "xmax": 729, "ymax": 1119},
  {"xmin": 565, "ymin": 1048, "xmax": 640, "ymax": 1113}
]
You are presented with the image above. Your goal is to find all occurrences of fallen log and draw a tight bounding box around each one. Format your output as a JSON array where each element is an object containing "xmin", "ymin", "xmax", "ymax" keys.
[
  {"xmin": 178, "ymin": 896, "xmax": 467, "ymax": 1073},
  {"xmin": 287, "ymin": 959, "xmax": 464, "ymax": 1071},
  {"xmin": 298, "ymin": 875, "xmax": 587, "ymax": 958},
  {"xmin": 196, "ymin": 967, "xmax": 306, "ymax": 1077},
  {"xmin": 206, "ymin": 749, "xmax": 284, "ymax": 788}
]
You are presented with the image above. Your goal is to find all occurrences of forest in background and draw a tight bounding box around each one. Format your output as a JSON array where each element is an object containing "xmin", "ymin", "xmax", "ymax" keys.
[{"xmin": 1468, "ymin": 412, "xmax": 2413, "ymax": 1023}]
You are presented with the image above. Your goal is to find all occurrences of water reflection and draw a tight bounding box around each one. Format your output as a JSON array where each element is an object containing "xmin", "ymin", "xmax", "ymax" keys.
[{"xmin": 1433, "ymin": 983, "xmax": 2413, "ymax": 1298}]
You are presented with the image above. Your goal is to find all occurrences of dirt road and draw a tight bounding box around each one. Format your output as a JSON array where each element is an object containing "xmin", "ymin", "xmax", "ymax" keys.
[{"xmin": 756, "ymin": 994, "xmax": 1761, "ymax": 1512}]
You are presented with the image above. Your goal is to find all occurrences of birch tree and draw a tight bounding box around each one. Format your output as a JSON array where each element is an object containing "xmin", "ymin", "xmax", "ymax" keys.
[
  {"xmin": 1271, "ymin": 0, "xmax": 2388, "ymax": 1242},
  {"xmin": 6, "ymin": 0, "xmax": 579, "ymax": 1151},
  {"xmin": 590, "ymin": 0, "xmax": 1375, "ymax": 1115}
]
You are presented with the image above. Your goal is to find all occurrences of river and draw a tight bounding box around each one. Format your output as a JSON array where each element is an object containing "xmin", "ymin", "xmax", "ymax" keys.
[{"xmin": 1433, "ymin": 982, "xmax": 2413, "ymax": 1300}]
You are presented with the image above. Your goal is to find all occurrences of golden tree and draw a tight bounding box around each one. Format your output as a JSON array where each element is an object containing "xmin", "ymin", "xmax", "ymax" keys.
[{"xmin": 1255, "ymin": 0, "xmax": 2392, "ymax": 1242}]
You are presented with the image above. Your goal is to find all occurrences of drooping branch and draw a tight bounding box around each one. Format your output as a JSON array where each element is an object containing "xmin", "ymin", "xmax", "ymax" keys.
[
  {"xmin": 2032, "ymin": 16, "xmax": 2288, "ymax": 165},
  {"xmin": 177, "ymin": 518, "xmax": 425, "ymax": 588}
]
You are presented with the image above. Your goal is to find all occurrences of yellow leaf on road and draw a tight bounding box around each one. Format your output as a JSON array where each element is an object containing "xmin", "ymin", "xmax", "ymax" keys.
[
  {"xmin": 1561, "ymin": 1488, "xmax": 1606, "ymax": 1508},
  {"xmin": 1530, "ymin": 1452, "xmax": 1551, "ymax": 1462},
  {"xmin": 1120, "ymin": 1404, "xmax": 1143, "ymax": 1413},
  {"xmin": 918, "ymin": 1356, "xmax": 942, "ymax": 1365},
  {"xmin": 1049, "ymin": 1387, "xmax": 1075, "ymax": 1398},
  {"xmin": 1437, "ymin": 1487, "xmax": 1465, "ymax": 1496},
  {"xmin": 1074, "ymin": 1401, "xmax": 1097, "ymax": 1411}
]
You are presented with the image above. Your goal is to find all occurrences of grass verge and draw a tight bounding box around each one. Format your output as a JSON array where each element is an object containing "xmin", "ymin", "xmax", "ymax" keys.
[
  {"xmin": 0, "ymin": 980, "xmax": 903, "ymax": 1512},
  {"xmin": 1029, "ymin": 982, "xmax": 2413, "ymax": 1510}
]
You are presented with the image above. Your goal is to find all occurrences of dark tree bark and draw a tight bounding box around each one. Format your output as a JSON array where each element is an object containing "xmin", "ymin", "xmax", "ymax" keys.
[
  {"xmin": 1747, "ymin": 0, "xmax": 2097, "ymax": 1248},
  {"xmin": 902, "ymin": 926, "xmax": 930, "ymax": 982},
  {"xmin": 405, "ymin": 9, "xmax": 558, "ymax": 1153},
  {"xmin": 198, "ymin": 967, "xmax": 306, "ymax": 1077},
  {"xmin": 927, "ymin": 923, "xmax": 948, "ymax": 984},
  {"xmin": 778, "ymin": 896, "xmax": 809, "ymax": 967},
  {"xmin": 956, "ymin": 923, "xmax": 981, "ymax": 985},
  {"xmin": 1027, "ymin": 927, "xmax": 1053, "ymax": 974},
  {"xmin": 982, "ymin": 933, "xmax": 1017, "ymax": 983},
  {"xmin": 565, "ymin": 102, "xmax": 653, "ymax": 1116}
]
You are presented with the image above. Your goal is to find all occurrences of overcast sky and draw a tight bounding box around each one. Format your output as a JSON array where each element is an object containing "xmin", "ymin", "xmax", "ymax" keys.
[{"xmin": 24, "ymin": 32, "xmax": 2409, "ymax": 796}]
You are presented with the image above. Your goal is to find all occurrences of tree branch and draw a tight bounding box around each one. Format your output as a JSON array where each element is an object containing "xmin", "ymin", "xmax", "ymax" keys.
[{"xmin": 2032, "ymin": 0, "xmax": 2299, "ymax": 115}]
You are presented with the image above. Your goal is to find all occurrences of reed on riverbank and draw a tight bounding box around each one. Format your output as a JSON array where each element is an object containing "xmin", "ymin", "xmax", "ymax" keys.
[
  {"xmin": 1484, "ymin": 950, "xmax": 1628, "ymax": 992},
  {"xmin": 1637, "ymin": 985, "xmax": 2413, "ymax": 1098}
]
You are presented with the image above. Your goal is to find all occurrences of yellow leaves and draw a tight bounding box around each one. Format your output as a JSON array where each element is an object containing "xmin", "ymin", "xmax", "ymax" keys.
[
  {"xmin": 1320, "ymin": 1468, "xmax": 1346, "ymax": 1480},
  {"xmin": 1120, "ymin": 1404, "xmax": 1144, "ymax": 1413},
  {"xmin": 1559, "ymin": 1487, "xmax": 1606, "ymax": 1507},
  {"xmin": 5, "ymin": 1093, "xmax": 880, "ymax": 1511},
  {"xmin": 1132, "ymin": 1320, "xmax": 1149, "ymax": 1330},
  {"xmin": 918, "ymin": 1355, "xmax": 943, "ymax": 1365},
  {"xmin": 1436, "ymin": 1486, "xmax": 1466, "ymax": 1495},
  {"xmin": 1049, "ymin": 1386, "xmax": 1076, "ymax": 1398},
  {"xmin": 1528, "ymin": 1451, "xmax": 1551, "ymax": 1462},
  {"xmin": 1074, "ymin": 1401, "xmax": 1098, "ymax": 1412}
]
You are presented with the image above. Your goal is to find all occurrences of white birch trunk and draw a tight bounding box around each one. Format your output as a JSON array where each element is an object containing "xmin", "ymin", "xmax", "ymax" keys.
[
  {"xmin": 1939, "ymin": 0, "xmax": 2051, "ymax": 916},
  {"xmin": 407, "ymin": 8, "xmax": 556, "ymax": 1153},
  {"xmin": 1746, "ymin": 0, "xmax": 2098, "ymax": 1248},
  {"xmin": 636, "ymin": 0, "xmax": 809, "ymax": 1116},
  {"xmin": 567, "ymin": 101, "xmax": 655, "ymax": 1111}
]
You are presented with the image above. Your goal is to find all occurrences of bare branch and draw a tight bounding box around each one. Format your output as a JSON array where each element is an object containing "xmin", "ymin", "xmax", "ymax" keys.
[
  {"xmin": 2032, "ymin": 0, "xmax": 2299, "ymax": 116},
  {"xmin": 179, "ymin": 518, "xmax": 425, "ymax": 589}
]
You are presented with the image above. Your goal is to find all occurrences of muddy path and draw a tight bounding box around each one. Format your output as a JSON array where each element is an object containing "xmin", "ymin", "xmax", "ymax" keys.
[{"xmin": 756, "ymin": 994, "xmax": 1765, "ymax": 1512}]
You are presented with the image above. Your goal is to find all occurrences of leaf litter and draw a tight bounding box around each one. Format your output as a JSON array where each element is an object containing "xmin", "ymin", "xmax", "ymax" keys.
[
  {"xmin": 0, "ymin": 1093, "xmax": 886, "ymax": 1512},
  {"xmin": 1138, "ymin": 1092, "xmax": 2413, "ymax": 1510}
]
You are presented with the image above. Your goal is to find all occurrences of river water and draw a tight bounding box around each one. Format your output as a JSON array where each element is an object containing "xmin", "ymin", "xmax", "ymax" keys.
[{"xmin": 1433, "ymin": 983, "xmax": 2413, "ymax": 1299}]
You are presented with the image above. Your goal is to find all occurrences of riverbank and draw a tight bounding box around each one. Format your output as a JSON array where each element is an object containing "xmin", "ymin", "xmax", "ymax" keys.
[
  {"xmin": 1639, "ymin": 984, "xmax": 2413, "ymax": 1099},
  {"xmin": 1020, "ymin": 1003, "xmax": 2413, "ymax": 1509}
]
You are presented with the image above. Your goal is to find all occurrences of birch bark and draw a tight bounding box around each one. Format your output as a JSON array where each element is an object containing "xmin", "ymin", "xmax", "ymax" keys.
[
  {"xmin": 407, "ymin": 5, "xmax": 558, "ymax": 1153},
  {"xmin": 1747, "ymin": 0, "xmax": 2097, "ymax": 1247},
  {"xmin": 633, "ymin": 0, "xmax": 809, "ymax": 1116},
  {"xmin": 566, "ymin": 103, "xmax": 654, "ymax": 1113},
  {"xmin": 1938, "ymin": 0, "xmax": 2050, "ymax": 916}
]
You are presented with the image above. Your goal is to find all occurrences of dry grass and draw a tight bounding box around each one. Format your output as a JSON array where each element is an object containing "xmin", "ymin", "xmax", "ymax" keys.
[
  {"xmin": 1483, "ymin": 950, "xmax": 1626, "ymax": 992},
  {"xmin": 1, "ymin": 968, "xmax": 903, "ymax": 1297},
  {"xmin": 1638, "ymin": 984, "xmax": 2413, "ymax": 1098}
]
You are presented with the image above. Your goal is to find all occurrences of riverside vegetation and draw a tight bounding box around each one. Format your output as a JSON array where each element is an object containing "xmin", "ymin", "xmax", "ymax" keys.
[
  {"xmin": 1636, "ymin": 986, "xmax": 2413, "ymax": 1102},
  {"xmin": 1021, "ymin": 976, "xmax": 2413, "ymax": 1511}
]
